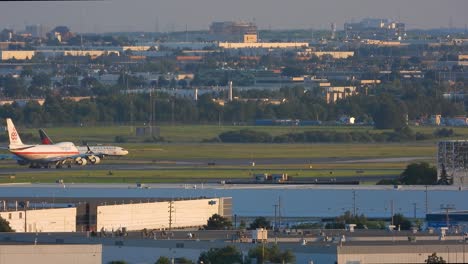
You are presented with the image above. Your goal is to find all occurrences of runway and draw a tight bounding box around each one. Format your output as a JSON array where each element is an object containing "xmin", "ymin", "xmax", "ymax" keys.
[
  {"xmin": 0, "ymin": 156, "xmax": 432, "ymax": 184},
  {"xmin": 0, "ymin": 156, "xmax": 430, "ymax": 174}
]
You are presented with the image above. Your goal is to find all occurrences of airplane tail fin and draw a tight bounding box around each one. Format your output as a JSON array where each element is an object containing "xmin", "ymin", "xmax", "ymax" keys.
[
  {"xmin": 6, "ymin": 118, "xmax": 24, "ymax": 146},
  {"xmin": 39, "ymin": 129, "xmax": 53, "ymax": 145},
  {"xmin": 86, "ymin": 144, "xmax": 94, "ymax": 154}
]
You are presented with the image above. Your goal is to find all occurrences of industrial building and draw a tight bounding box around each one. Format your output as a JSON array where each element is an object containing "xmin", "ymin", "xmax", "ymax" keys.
[
  {"xmin": 96, "ymin": 197, "xmax": 231, "ymax": 231},
  {"xmin": 0, "ymin": 50, "xmax": 36, "ymax": 61},
  {"xmin": 0, "ymin": 207, "xmax": 76, "ymax": 232},
  {"xmin": 0, "ymin": 228, "xmax": 466, "ymax": 264},
  {"xmin": 427, "ymin": 210, "xmax": 468, "ymax": 231},
  {"xmin": 0, "ymin": 197, "xmax": 232, "ymax": 232},
  {"xmin": 437, "ymin": 140, "xmax": 468, "ymax": 185},
  {"xmin": 0, "ymin": 244, "xmax": 101, "ymax": 264},
  {"xmin": 210, "ymin": 21, "xmax": 257, "ymax": 36},
  {"xmin": 218, "ymin": 41, "xmax": 309, "ymax": 49}
]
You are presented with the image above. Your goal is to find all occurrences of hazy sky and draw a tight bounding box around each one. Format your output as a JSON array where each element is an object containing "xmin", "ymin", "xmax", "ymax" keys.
[{"xmin": 0, "ymin": 0, "xmax": 467, "ymax": 33}]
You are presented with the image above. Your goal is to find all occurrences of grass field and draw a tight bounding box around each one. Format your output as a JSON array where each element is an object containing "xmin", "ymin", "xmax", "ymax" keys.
[
  {"xmin": 0, "ymin": 166, "xmax": 403, "ymax": 184},
  {"xmin": 122, "ymin": 143, "xmax": 435, "ymax": 160},
  {"xmin": 13, "ymin": 124, "xmax": 468, "ymax": 143}
]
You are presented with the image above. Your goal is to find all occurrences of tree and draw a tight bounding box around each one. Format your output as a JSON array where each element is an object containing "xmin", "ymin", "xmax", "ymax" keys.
[
  {"xmin": 281, "ymin": 66, "xmax": 306, "ymax": 77},
  {"xmin": 203, "ymin": 214, "xmax": 232, "ymax": 230},
  {"xmin": 372, "ymin": 95, "xmax": 406, "ymax": 129},
  {"xmin": 392, "ymin": 213, "xmax": 412, "ymax": 230},
  {"xmin": 155, "ymin": 256, "xmax": 171, "ymax": 264},
  {"xmin": 437, "ymin": 163, "xmax": 451, "ymax": 185},
  {"xmin": 400, "ymin": 162, "xmax": 438, "ymax": 185},
  {"xmin": 0, "ymin": 216, "xmax": 13, "ymax": 232},
  {"xmin": 249, "ymin": 217, "xmax": 271, "ymax": 230},
  {"xmin": 198, "ymin": 245, "xmax": 243, "ymax": 264},
  {"xmin": 425, "ymin": 253, "xmax": 446, "ymax": 263},
  {"xmin": 248, "ymin": 244, "xmax": 295, "ymax": 264}
]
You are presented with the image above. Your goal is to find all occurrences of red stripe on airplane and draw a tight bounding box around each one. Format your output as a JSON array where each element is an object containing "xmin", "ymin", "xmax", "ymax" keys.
[{"xmin": 12, "ymin": 152, "xmax": 79, "ymax": 155}]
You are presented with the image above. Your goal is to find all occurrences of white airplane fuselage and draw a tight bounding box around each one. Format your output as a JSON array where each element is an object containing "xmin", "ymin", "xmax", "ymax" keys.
[
  {"xmin": 10, "ymin": 142, "xmax": 79, "ymax": 162},
  {"xmin": 76, "ymin": 146, "xmax": 129, "ymax": 157}
]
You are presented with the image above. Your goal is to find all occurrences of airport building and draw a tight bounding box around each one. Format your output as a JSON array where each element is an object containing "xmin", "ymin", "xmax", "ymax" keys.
[
  {"xmin": 0, "ymin": 207, "xmax": 76, "ymax": 232},
  {"xmin": 437, "ymin": 140, "xmax": 468, "ymax": 185},
  {"xmin": 0, "ymin": 228, "xmax": 467, "ymax": 263},
  {"xmin": 96, "ymin": 197, "xmax": 231, "ymax": 231},
  {"xmin": 0, "ymin": 197, "xmax": 232, "ymax": 232}
]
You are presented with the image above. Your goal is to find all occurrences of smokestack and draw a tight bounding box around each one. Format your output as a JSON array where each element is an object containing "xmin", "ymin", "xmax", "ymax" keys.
[
  {"xmin": 228, "ymin": 81, "xmax": 233, "ymax": 102},
  {"xmin": 194, "ymin": 88, "xmax": 198, "ymax": 101},
  {"xmin": 331, "ymin": 22, "xmax": 336, "ymax": 40}
]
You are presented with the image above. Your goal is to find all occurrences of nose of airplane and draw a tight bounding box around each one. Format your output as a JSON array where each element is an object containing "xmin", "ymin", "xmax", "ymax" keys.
[{"xmin": 122, "ymin": 149, "xmax": 129, "ymax": 155}]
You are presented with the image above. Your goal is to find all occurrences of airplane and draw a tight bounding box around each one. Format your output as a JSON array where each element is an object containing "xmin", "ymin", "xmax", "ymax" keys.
[
  {"xmin": 39, "ymin": 129, "xmax": 129, "ymax": 163},
  {"xmin": 3, "ymin": 118, "xmax": 89, "ymax": 169}
]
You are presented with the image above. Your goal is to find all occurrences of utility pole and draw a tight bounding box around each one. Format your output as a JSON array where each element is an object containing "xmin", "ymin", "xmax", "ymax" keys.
[
  {"xmin": 168, "ymin": 200, "xmax": 175, "ymax": 230},
  {"xmin": 273, "ymin": 204, "xmax": 278, "ymax": 230},
  {"xmin": 352, "ymin": 190, "xmax": 356, "ymax": 216},
  {"xmin": 425, "ymin": 185, "xmax": 429, "ymax": 215},
  {"xmin": 278, "ymin": 196, "xmax": 282, "ymax": 230},
  {"xmin": 413, "ymin": 203, "xmax": 417, "ymax": 219},
  {"xmin": 441, "ymin": 204, "xmax": 455, "ymax": 228},
  {"xmin": 391, "ymin": 200, "xmax": 394, "ymax": 225}
]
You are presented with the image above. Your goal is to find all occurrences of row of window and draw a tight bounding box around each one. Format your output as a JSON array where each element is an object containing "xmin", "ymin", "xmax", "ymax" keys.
[{"xmin": 5, "ymin": 212, "xmax": 22, "ymax": 220}]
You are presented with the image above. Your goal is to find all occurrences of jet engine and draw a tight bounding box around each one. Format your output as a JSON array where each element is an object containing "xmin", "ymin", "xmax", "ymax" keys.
[
  {"xmin": 75, "ymin": 157, "xmax": 88, "ymax": 166},
  {"xmin": 17, "ymin": 160, "xmax": 29, "ymax": 166},
  {"xmin": 88, "ymin": 155, "xmax": 101, "ymax": 164}
]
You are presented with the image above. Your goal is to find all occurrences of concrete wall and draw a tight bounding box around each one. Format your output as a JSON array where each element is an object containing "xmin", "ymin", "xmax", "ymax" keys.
[
  {"xmin": 97, "ymin": 198, "xmax": 226, "ymax": 231},
  {"xmin": 0, "ymin": 244, "xmax": 101, "ymax": 264},
  {"xmin": 0, "ymin": 208, "xmax": 76, "ymax": 232}
]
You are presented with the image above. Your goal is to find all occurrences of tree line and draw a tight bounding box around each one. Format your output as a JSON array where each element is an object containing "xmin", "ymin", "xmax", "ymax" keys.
[
  {"xmin": 214, "ymin": 127, "xmax": 454, "ymax": 143},
  {"xmin": 0, "ymin": 86, "xmax": 463, "ymax": 128}
]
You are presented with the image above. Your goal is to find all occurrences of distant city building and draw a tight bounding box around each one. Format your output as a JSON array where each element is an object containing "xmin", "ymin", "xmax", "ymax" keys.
[
  {"xmin": 345, "ymin": 18, "xmax": 405, "ymax": 40},
  {"xmin": 0, "ymin": 29, "xmax": 14, "ymax": 41},
  {"xmin": 48, "ymin": 25, "xmax": 74, "ymax": 42},
  {"xmin": 0, "ymin": 41, "xmax": 26, "ymax": 50},
  {"xmin": 210, "ymin": 21, "xmax": 257, "ymax": 36},
  {"xmin": 25, "ymin": 24, "xmax": 49, "ymax": 38},
  {"xmin": 297, "ymin": 50, "xmax": 355, "ymax": 59},
  {"xmin": 323, "ymin": 86, "xmax": 358, "ymax": 103},
  {"xmin": 0, "ymin": 50, "xmax": 36, "ymax": 61}
]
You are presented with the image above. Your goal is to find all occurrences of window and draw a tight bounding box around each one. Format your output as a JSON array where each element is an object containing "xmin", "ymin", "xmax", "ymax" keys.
[
  {"xmin": 19, "ymin": 212, "xmax": 22, "ymax": 219},
  {"xmin": 8, "ymin": 213, "xmax": 12, "ymax": 219}
]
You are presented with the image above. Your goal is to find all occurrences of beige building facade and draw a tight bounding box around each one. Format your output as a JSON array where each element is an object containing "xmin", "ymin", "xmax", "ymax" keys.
[
  {"xmin": 96, "ymin": 198, "xmax": 231, "ymax": 231},
  {"xmin": 337, "ymin": 243, "xmax": 467, "ymax": 264},
  {"xmin": 0, "ymin": 50, "xmax": 36, "ymax": 60},
  {"xmin": 0, "ymin": 244, "xmax": 101, "ymax": 264},
  {"xmin": 219, "ymin": 42, "xmax": 309, "ymax": 49},
  {"xmin": 0, "ymin": 208, "xmax": 76, "ymax": 232}
]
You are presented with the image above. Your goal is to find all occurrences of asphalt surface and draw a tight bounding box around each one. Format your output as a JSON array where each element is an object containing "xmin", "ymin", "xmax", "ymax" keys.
[{"xmin": 0, "ymin": 156, "xmax": 433, "ymax": 183}]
